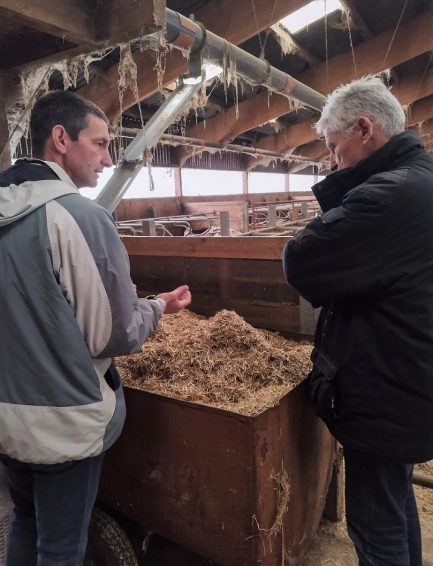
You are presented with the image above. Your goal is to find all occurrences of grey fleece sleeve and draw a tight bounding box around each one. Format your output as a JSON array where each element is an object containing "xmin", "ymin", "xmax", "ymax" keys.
[{"xmin": 46, "ymin": 194, "xmax": 163, "ymax": 358}]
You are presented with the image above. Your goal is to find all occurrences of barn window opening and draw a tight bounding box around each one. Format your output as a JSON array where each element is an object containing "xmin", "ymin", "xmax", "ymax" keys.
[{"xmin": 279, "ymin": 0, "xmax": 342, "ymax": 34}]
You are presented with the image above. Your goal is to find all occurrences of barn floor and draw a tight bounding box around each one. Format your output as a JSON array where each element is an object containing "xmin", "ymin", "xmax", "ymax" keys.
[
  {"xmin": 136, "ymin": 522, "xmax": 433, "ymax": 566},
  {"xmin": 0, "ymin": 463, "xmax": 432, "ymax": 565}
]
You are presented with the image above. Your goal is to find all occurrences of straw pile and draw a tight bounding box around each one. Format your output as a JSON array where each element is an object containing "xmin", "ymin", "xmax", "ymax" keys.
[{"xmin": 117, "ymin": 309, "xmax": 313, "ymax": 416}]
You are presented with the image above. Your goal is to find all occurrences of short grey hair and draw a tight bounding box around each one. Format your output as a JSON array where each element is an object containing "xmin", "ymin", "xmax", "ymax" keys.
[{"xmin": 316, "ymin": 76, "xmax": 406, "ymax": 138}]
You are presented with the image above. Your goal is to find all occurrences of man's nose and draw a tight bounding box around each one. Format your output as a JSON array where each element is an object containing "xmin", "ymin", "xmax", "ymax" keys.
[
  {"xmin": 102, "ymin": 151, "xmax": 113, "ymax": 168},
  {"xmin": 329, "ymin": 153, "xmax": 338, "ymax": 172}
]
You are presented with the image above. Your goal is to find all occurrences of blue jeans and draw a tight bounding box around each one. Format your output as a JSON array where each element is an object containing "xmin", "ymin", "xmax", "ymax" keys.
[
  {"xmin": 344, "ymin": 447, "xmax": 422, "ymax": 566},
  {"xmin": 0, "ymin": 453, "xmax": 104, "ymax": 566}
]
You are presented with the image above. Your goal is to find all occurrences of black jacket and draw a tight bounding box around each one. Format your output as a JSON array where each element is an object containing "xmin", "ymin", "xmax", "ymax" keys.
[{"xmin": 283, "ymin": 131, "xmax": 433, "ymax": 463}]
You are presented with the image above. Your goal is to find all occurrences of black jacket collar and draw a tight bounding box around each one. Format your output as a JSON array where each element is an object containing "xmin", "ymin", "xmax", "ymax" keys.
[{"xmin": 312, "ymin": 131, "xmax": 424, "ymax": 212}]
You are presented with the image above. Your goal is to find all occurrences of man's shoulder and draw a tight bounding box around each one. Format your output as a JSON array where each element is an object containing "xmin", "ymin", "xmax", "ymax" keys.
[{"xmin": 0, "ymin": 159, "xmax": 60, "ymax": 186}]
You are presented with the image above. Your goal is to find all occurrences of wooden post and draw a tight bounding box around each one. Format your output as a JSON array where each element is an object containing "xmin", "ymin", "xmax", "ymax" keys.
[
  {"xmin": 284, "ymin": 172, "xmax": 290, "ymax": 194},
  {"xmin": 242, "ymin": 201, "xmax": 250, "ymax": 233},
  {"xmin": 174, "ymin": 167, "xmax": 183, "ymax": 197},
  {"xmin": 301, "ymin": 201, "xmax": 308, "ymax": 218},
  {"xmin": 0, "ymin": 73, "xmax": 11, "ymax": 172},
  {"xmin": 219, "ymin": 211, "xmax": 230, "ymax": 236},
  {"xmin": 268, "ymin": 205, "xmax": 277, "ymax": 227},
  {"xmin": 142, "ymin": 219, "xmax": 157, "ymax": 236},
  {"xmin": 242, "ymin": 171, "xmax": 249, "ymax": 194},
  {"xmin": 292, "ymin": 206, "xmax": 301, "ymax": 221},
  {"xmin": 324, "ymin": 443, "xmax": 345, "ymax": 522}
]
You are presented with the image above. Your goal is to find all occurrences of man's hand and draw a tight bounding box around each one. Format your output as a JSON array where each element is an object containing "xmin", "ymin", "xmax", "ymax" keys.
[{"xmin": 156, "ymin": 285, "xmax": 191, "ymax": 314}]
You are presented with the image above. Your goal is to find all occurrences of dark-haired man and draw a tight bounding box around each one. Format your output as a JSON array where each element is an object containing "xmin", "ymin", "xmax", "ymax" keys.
[{"xmin": 0, "ymin": 90, "xmax": 191, "ymax": 565}]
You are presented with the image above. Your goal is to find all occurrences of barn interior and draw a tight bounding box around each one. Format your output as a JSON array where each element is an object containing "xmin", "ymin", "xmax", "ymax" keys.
[
  {"xmin": 2, "ymin": 0, "xmax": 433, "ymax": 180},
  {"xmin": 1, "ymin": 1, "xmax": 433, "ymax": 565}
]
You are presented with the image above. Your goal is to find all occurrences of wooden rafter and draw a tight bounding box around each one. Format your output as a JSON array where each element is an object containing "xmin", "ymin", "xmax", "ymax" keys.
[
  {"xmin": 246, "ymin": 66, "xmax": 433, "ymax": 170},
  {"xmin": 406, "ymin": 95, "xmax": 433, "ymax": 126},
  {"xmin": 287, "ymin": 140, "xmax": 328, "ymax": 173},
  {"xmin": 76, "ymin": 0, "xmax": 314, "ymax": 120},
  {"xmin": 0, "ymin": 0, "xmax": 95, "ymax": 44},
  {"xmin": 0, "ymin": 73, "xmax": 11, "ymax": 170},
  {"xmin": 181, "ymin": 7, "xmax": 433, "ymax": 170},
  {"xmin": 300, "ymin": 7, "xmax": 433, "ymax": 95},
  {"xmin": 269, "ymin": 23, "xmax": 320, "ymax": 66},
  {"xmin": 339, "ymin": 0, "xmax": 373, "ymax": 40},
  {"xmin": 418, "ymin": 119, "xmax": 433, "ymax": 136},
  {"xmin": 175, "ymin": 90, "xmax": 297, "ymax": 166},
  {"xmin": 289, "ymin": 92, "xmax": 433, "ymax": 174},
  {"xmin": 1, "ymin": 0, "xmax": 165, "ymax": 73}
]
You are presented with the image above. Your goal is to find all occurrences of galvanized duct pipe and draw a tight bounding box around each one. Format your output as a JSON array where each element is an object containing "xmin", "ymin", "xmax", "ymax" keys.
[
  {"xmin": 96, "ymin": 10, "xmax": 326, "ymax": 212},
  {"xmin": 96, "ymin": 80, "xmax": 204, "ymax": 212},
  {"xmin": 165, "ymin": 9, "xmax": 326, "ymax": 111}
]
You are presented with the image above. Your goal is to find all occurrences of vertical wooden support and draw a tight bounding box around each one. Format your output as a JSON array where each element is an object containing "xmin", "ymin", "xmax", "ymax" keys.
[
  {"xmin": 142, "ymin": 219, "xmax": 157, "ymax": 236},
  {"xmin": 219, "ymin": 211, "xmax": 230, "ymax": 236},
  {"xmin": 242, "ymin": 171, "xmax": 249, "ymax": 194},
  {"xmin": 97, "ymin": 0, "xmax": 165, "ymax": 43},
  {"xmin": 292, "ymin": 206, "xmax": 301, "ymax": 220},
  {"xmin": 301, "ymin": 201, "xmax": 308, "ymax": 218},
  {"xmin": 242, "ymin": 201, "xmax": 250, "ymax": 233},
  {"xmin": 324, "ymin": 443, "xmax": 345, "ymax": 522},
  {"xmin": 268, "ymin": 205, "xmax": 277, "ymax": 227},
  {"xmin": 0, "ymin": 73, "xmax": 11, "ymax": 172},
  {"xmin": 174, "ymin": 167, "xmax": 183, "ymax": 197},
  {"xmin": 284, "ymin": 173, "xmax": 290, "ymax": 193}
]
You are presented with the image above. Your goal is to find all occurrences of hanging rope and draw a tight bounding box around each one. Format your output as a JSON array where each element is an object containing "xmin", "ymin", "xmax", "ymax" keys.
[{"xmin": 381, "ymin": 0, "xmax": 408, "ymax": 68}]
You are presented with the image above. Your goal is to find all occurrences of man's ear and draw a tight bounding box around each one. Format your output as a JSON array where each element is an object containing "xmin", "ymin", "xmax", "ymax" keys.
[
  {"xmin": 357, "ymin": 116, "xmax": 373, "ymax": 145},
  {"xmin": 51, "ymin": 125, "xmax": 70, "ymax": 155}
]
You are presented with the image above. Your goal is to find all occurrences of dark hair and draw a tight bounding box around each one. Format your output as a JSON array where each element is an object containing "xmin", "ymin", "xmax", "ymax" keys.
[{"xmin": 30, "ymin": 90, "xmax": 109, "ymax": 158}]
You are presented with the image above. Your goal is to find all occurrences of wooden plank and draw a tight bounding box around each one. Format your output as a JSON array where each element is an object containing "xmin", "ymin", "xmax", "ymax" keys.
[
  {"xmin": 123, "ymin": 236, "xmax": 289, "ymax": 260},
  {"xmin": 182, "ymin": 201, "xmax": 249, "ymax": 233},
  {"xmin": 141, "ymin": 219, "xmax": 156, "ymax": 236},
  {"xmin": 129, "ymin": 254, "xmax": 309, "ymax": 336},
  {"xmin": 0, "ymin": 74, "xmax": 11, "ymax": 170},
  {"xmin": 219, "ymin": 211, "xmax": 231, "ymax": 236},
  {"xmin": 96, "ymin": 0, "xmax": 164, "ymax": 43},
  {"xmin": 407, "ymin": 95, "xmax": 433, "ymax": 126},
  {"xmin": 0, "ymin": 0, "xmax": 95, "ymax": 44},
  {"xmin": 243, "ymin": 15, "xmax": 433, "ymax": 158},
  {"xmin": 324, "ymin": 444, "xmax": 345, "ymax": 522},
  {"xmin": 0, "ymin": 0, "xmax": 164, "ymax": 46},
  {"xmin": 115, "ymin": 196, "xmax": 182, "ymax": 220},
  {"xmin": 301, "ymin": 7, "xmax": 433, "ymax": 96},
  {"xmin": 77, "ymin": 0, "xmax": 312, "ymax": 118},
  {"xmin": 198, "ymin": 0, "xmax": 312, "ymax": 47}
]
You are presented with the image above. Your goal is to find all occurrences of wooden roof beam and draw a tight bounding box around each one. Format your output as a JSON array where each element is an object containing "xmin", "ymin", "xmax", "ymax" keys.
[
  {"xmin": 339, "ymin": 0, "xmax": 373, "ymax": 40},
  {"xmin": 300, "ymin": 6, "xmax": 433, "ymax": 95},
  {"xmin": 0, "ymin": 0, "xmax": 95, "ymax": 44},
  {"xmin": 258, "ymin": 66, "xmax": 433, "ymax": 153},
  {"xmin": 406, "ymin": 95, "xmax": 433, "ymax": 126},
  {"xmin": 287, "ymin": 140, "xmax": 328, "ymax": 173},
  {"xmin": 417, "ymin": 119, "xmax": 433, "ymax": 136},
  {"xmin": 0, "ymin": 73, "xmax": 11, "ymax": 170},
  {"xmin": 175, "ymin": 90, "xmax": 298, "ymax": 166},
  {"xmin": 96, "ymin": 0, "xmax": 165, "ymax": 45},
  {"xmin": 77, "ymin": 0, "xmax": 313, "ymax": 120},
  {"xmin": 194, "ymin": 0, "xmax": 313, "ymax": 46},
  {"xmin": 269, "ymin": 23, "xmax": 320, "ymax": 66},
  {"xmin": 0, "ymin": 0, "xmax": 164, "ymax": 46},
  {"xmin": 284, "ymin": 96, "xmax": 433, "ymax": 175},
  {"xmin": 182, "ymin": 7, "xmax": 433, "ymax": 170}
]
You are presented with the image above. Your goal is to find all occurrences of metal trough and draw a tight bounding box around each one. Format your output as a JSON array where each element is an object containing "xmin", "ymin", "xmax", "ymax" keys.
[{"xmin": 98, "ymin": 380, "xmax": 335, "ymax": 565}]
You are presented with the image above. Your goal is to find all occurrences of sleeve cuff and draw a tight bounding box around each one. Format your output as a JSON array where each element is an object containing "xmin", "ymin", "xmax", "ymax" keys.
[{"xmin": 146, "ymin": 294, "xmax": 167, "ymax": 314}]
